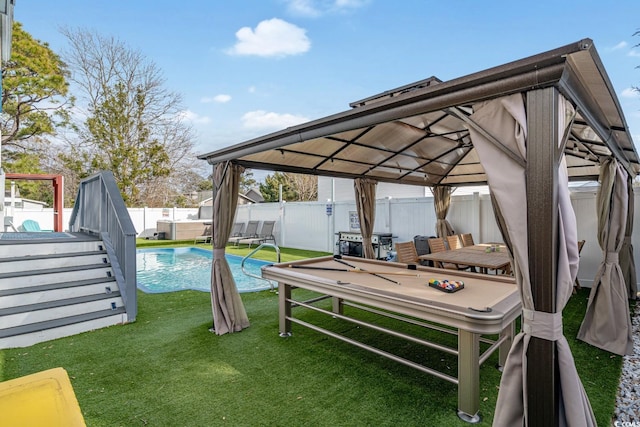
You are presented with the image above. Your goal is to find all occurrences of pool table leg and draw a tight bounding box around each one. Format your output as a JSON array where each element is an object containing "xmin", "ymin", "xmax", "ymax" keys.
[
  {"xmin": 498, "ymin": 321, "xmax": 516, "ymax": 369},
  {"xmin": 332, "ymin": 297, "xmax": 343, "ymax": 315},
  {"xmin": 457, "ymin": 329, "xmax": 481, "ymax": 423},
  {"xmin": 278, "ymin": 282, "xmax": 292, "ymax": 337}
]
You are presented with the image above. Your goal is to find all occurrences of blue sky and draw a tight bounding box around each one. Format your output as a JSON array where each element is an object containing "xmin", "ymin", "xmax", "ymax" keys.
[{"xmin": 15, "ymin": 0, "xmax": 640, "ymax": 160}]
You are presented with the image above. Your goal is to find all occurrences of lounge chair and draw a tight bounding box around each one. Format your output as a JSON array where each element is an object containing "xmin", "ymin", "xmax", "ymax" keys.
[
  {"xmin": 194, "ymin": 224, "xmax": 213, "ymax": 244},
  {"xmin": 228, "ymin": 220, "xmax": 259, "ymax": 246},
  {"xmin": 230, "ymin": 222, "xmax": 245, "ymax": 238},
  {"xmin": 18, "ymin": 219, "xmax": 52, "ymax": 232},
  {"xmin": 236, "ymin": 221, "xmax": 275, "ymax": 248}
]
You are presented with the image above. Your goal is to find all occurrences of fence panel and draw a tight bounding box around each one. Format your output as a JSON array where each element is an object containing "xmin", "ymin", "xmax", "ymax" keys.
[{"xmin": 9, "ymin": 188, "xmax": 640, "ymax": 290}]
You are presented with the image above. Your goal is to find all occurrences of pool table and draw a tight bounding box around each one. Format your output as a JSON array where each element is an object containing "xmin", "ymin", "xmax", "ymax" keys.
[{"xmin": 261, "ymin": 255, "xmax": 521, "ymax": 423}]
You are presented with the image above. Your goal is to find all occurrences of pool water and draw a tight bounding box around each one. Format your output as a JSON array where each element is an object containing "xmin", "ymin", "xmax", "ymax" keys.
[{"xmin": 136, "ymin": 247, "xmax": 274, "ymax": 293}]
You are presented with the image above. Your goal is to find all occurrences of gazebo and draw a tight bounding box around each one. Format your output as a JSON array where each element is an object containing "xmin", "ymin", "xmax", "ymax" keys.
[{"xmin": 198, "ymin": 39, "xmax": 640, "ymax": 426}]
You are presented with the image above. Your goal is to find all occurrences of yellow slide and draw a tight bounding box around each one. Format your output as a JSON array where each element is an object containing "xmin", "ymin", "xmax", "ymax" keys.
[{"xmin": 0, "ymin": 367, "xmax": 86, "ymax": 426}]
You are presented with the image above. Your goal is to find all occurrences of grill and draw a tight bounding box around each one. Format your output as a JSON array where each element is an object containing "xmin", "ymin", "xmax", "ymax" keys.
[{"xmin": 337, "ymin": 231, "xmax": 394, "ymax": 260}]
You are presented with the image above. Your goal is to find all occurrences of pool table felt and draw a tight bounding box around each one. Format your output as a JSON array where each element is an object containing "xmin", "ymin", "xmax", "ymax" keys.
[{"xmin": 263, "ymin": 256, "xmax": 518, "ymax": 316}]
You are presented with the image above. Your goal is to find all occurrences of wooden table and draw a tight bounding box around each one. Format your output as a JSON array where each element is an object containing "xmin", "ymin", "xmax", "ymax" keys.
[
  {"xmin": 261, "ymin": 255, "xmax": 520, "ymax": 423},
  {"xmin": 419, "ymin": 244, "xmax": 511, "ymax": 274}
]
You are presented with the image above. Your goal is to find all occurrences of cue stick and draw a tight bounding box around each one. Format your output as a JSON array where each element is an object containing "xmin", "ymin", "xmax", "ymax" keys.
[
  {"xmin": 287, "ymin": 265, "xmax": 423, "ymax": 277},
  {"xmin": 332, "ymin": 256, "xmax": 401, "ymax": 285}
]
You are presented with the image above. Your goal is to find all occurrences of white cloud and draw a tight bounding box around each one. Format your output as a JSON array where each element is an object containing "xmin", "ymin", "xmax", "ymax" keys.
[
  {"xmin": 227, "ymin": 18, "xmax": 310, "ymax": 58},
  {"xmin": 612, "ymin": 41, "xmax": 628, "ymax": 50},
  {"xmin": 215, "ymin": 94, "xmax": 232, "ymax": 103},
  {"xmin": 334, "ymin": 0, "xmax": 368, "ymax": 8},
  {"xmin": 248, "ymin": 86, "xmax": 256, "ymax": 93},
  {"xmin": 285, "ymin": 0, "xmax": 369, "ymax": 16},
  {"xmin": 621, "ymin": 87, "xmax": 639, "ymax": 98},
  {"xmin": 178, "ymin": 110, "xmax": 211, "ymax": 124},
  {"xmin": 201, "ymin": 94, "xmax": 232, "ymax": 103},
  {"xmin": 627, "ymin": 50, "xmax": 640, "ymax": 57},
  {"xmin": 286, "ymin": 0, "xmax": 320, "ymax": 17},
  {"xmin": 241, "ymin": 110, "xmax": 309, "ymax": 130}
]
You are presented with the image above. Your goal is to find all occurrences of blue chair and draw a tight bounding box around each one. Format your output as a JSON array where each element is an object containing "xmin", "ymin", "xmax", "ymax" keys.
[{"xmin": 18, "ymin": 220, "xmax": 52, "ymax": 232}]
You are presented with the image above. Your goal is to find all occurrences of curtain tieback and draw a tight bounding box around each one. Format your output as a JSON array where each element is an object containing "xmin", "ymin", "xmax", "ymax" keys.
[
  {"xmin": 605, "ymin": 251, "xmax": 619, "ymax": 263},
  {"xmin": 213, "ymin": 248, "xmax": 226, "ymax": 259},
  {"xmin": 522, "ymin": 308, "xmax": 563, "ymax": 341}
]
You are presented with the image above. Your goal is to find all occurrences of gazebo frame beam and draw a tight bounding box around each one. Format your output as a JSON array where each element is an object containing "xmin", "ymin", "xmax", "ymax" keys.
[{"xmin": 526, "ymin": 87, "xmax": 560, "ymax": 426}]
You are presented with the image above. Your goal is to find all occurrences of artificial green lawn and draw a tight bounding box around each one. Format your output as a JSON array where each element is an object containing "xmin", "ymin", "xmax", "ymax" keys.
[{"xmin": 0, "ymin": 241, "xmax": 628, "ymax": 426}]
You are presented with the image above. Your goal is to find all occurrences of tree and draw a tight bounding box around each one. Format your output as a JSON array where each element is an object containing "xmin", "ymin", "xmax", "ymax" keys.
[
  {"xmin": 4, "ymin": 146, "xmax": 55, "ymax": 206},
  {"xmin": 286, "ymin": 173, "xmax": 317, "ymax": 201},
  {"xmin": 57, "ymin": 28, "xmax": 197, "ymax": 207},
  {"xmin": 186, "ymin": 168, "xmax": 256, "ymax": 206},
  {"xmin": 1, "ymin": 22, "xmax": 72, "ymax": 150},
  {"xmin": 0, "ymin": 23, "xmax": 73, "ymax": 204},
  {"xmin": 260, "ymin": 172, "xmax": 295, "ymax": 202},
  {"xmin": 240, "ymin": 170, "xmax": 257, "ymax": 194},
  {"xmin": 259, "ymin": 172, "xmax": 317, "ymax": 201}
]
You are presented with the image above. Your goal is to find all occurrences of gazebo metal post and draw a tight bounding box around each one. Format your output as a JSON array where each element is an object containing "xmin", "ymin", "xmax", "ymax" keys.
[{"xmin": 526, "ymin": 87, "xmax": 560, "ymax": 426}]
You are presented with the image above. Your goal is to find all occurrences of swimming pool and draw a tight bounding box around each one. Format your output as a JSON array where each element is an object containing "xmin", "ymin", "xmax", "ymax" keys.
[{"xmin": 136, "ymin": 247, "xmax": 274, "ymax": 293}]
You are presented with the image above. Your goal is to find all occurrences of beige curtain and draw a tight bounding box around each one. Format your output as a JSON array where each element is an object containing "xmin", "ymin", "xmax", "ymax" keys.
[
  {"xmin": 432, "ymin": 185, "xmax": 455, "ymax": 238},
  {"xmin": 577, "ymin": 157, "xmax": 633, "ymax": 355},
  {"xmin": 489, "ymin": 192, "xmax": 513, "ymax": 256},
  {"xmin": 620, "ymin": 175, "xmax": 637, "ymax": 300},
  {"xmin": 354, "ymin": 178, "xmax": 377, "ymax": 259},
  {"xmin": 210, "ymin": 162, "xmax": 250, "ymax": 335},
  {"xmin": 469, "ymin": 92, "xmax": 595, "ymax": 426}
]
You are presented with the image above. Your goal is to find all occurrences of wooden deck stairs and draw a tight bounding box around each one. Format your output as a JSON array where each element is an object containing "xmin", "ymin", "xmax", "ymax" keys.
[{"xmin": 0, "ymin": 234, "xmax": 128, "ymax": 349}]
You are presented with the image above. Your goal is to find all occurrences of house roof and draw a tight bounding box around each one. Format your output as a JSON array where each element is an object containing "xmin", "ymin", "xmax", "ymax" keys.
[
  {"xmin": 199, "ymin": 191, "xmax": 263, "ymax": 206},
  {"xmin": 198, "ymin": 39, "xmax": 640, "ymax": 186}
]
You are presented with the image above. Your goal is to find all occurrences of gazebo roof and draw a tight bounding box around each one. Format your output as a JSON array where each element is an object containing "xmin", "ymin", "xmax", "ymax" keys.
[
  {"xmin": 199, "ymin": 39, "xmax": 639, "ymax": 424},
  {"xmin": 198, "ymin": 39, "xmax": 639, "ymax": 185}
]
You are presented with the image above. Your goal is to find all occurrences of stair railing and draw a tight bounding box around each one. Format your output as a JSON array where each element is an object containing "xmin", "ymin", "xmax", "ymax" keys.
[{"xmin": 68, "ymin": 171, "xmax": 137, "ymax": 321}]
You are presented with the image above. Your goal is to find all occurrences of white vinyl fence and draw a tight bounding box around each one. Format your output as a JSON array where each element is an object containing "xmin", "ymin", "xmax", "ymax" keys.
[{"xmin": 6, "ymin": 188, "xmax": 638, "ymax": 289}]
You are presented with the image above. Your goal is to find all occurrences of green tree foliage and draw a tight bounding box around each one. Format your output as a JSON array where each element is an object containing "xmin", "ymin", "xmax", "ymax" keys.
[
  {"xmin": 196, "ymin": 177, "xmax": 213, "ymax": 193},
  {"xmin": 84, "ymin": 81, "xmax": 170, "ymax": 204},
  {"xmin": 0, "ymin": 23, "xmax": 72, "ymax": 205},
  {"xmin": 58, "ymin": 28, "xmax": 197, "ymax": 207},
  {"xmin": 259, "ymin": 172, "xmax": 298, "ymax": 202},
  {"xmin": 4, "ymin": 150, "xmax": 54, "ymax": 206},
  {"xmin": 1, "ymin": 22, "xmax": 72, "ymax": 150}
]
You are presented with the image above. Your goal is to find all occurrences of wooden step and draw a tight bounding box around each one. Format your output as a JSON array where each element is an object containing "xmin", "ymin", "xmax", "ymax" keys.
[
  {"xmin": 0, "ymin": 277, "xmax": 117, "ymax": 298},
  {"xmin": 0, "ymin": 232, "xmax": 131, "ymax": 350},
  {"xmin": 0, "ymin": 280, "xmax": 117, "ymax": 309},
  {"xmin": 0, "ymin": 265, "xmax": 114, "ymax": 290},
  {"xmin": 0, "ymin": 239, "xmax": 104, "ymax": 259},
  {"xmin": 0, "ymin": 251, "xmax": 110, "ymax": 274},
  {"xmin": 0, "ymin": 308, "xmax": 127, "ymax": 348},
  {"xmin": 0, "ymin": 293, "xmax": 123, "ymax": 328}
]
